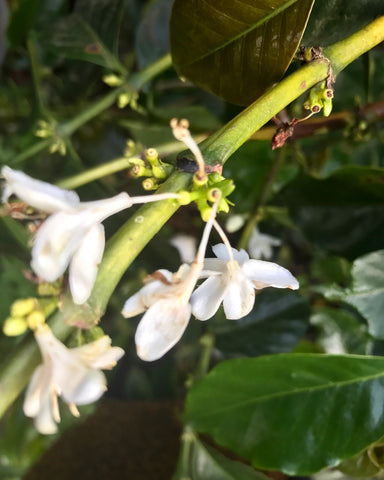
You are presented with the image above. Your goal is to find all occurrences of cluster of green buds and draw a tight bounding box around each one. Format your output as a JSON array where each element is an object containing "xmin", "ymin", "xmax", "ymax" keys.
[
  {"xmin": 304, "ymin": 81, "xmax": 334, "ymax": 117},
  {"xmin": 127, "ymin": 146, "xmax": 174, "ymax": 190},
  {"xmin": 102, "ymin": 73, "xmax": 140, "ymax": 111},
  {"xmin": 179, "ymin": 172, "xmax": 235, "ymax": 221},
  {"xmin": 35, "ymin": 119, "xmax": 67, "ymax": 155},
  {"xmin": 3, "ymin": 295, "xmax": 58, "ymax": 336}
]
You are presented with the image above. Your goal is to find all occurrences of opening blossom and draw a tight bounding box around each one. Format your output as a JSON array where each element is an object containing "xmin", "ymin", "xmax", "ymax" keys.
[
  {"xmin": 23, "ymin": 323, "xmax": 124, "ymax": 434},
  {"xmin": 1, "ymin": 166, "xmax": 133, "ymax": 304},
  {"xmin": 190, "ymin": 243, "xmax": 299, "ymax": 321}
]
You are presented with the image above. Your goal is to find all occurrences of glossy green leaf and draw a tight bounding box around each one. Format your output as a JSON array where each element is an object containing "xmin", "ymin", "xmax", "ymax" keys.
[
  {"xmin": 214, "ymin": 289, "xmax": 309, "ymax": 356},
  {"xmin": 278, "ymin": 166, "xmax": 384, "ymax": 259},
  {"xmin": 186, "ymin": 354, "xmax": 384, "ymax": 475},
  {"xmin": 170, "ymin": 0, "xmax": 314, "ymax": 105},
  {"xmin": 342, "ymin": 250, "xmax": 384, "ymax": 339},
  {"xmin": 191, "ymin": 438, "xmax": 269, "ymax": 480}
]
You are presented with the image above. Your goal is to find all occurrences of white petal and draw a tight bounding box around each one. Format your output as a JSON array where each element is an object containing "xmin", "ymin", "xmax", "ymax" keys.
[
  {"xmin": 243, "ymin": 259, "xmax": 299, "ymax": 290},
  {"xmin": 72, "ymin": 336, "xmax": 124, "ymax": 369},
  {"xmin": 23, "ymin": 365, "xmax": 45, "ymax": 417},
  {"xmin": 69, "ymin": 224, "xmax": 105, "ymax": 304},
  {"xmin": 1, "ymin": 166, "xmax": 79, "ymax": 213},
  {"xmin": 31, "ymin": 211, "xmax": 91, "ymax": 281},
  {"xmin": 222, "ymin": 276, "xmax": 255, "ymax": 319},
  {"xmin": 191, "ymin": 276, "xmax": 225, "ymax": 320},
  {"xmin": 34, "ymin": 391, "xmax": 58, "ymax": 435},
  {"xmin": 212, "ymin": 243, "xmax": 249, "ymax": 264},
  {"xmin": 135, "ymin": 299, "xmax": 191, "ymax": 361},
  {"xmin": 121, "ymin": 271, "xmax": 174, "ymax": 318},
  {"xmin": 248, "ymin": 228, "xmax": 281, "ymax": 260},
  {"xmin": 60, "ymin": 368, "xmax": 107, "ymax": 405}
]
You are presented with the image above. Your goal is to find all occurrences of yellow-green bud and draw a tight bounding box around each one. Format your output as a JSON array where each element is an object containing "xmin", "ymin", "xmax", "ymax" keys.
[
  {"xmin": 323, "ymin": 97, "xmax": 333, "ymax": 117},
  {"xmin": 11, "ymin": 298, "xmax": 36, "ymax": 318},
  {"xmin": 142, "ymin": 178, "xmax": 158, "ymax": 190},
  {"xmin": 178, "ymin": 191, "xmax": 192, "ymax": 205},
  {"xmin": 27, "ymin": 310, "xmax": 45, "ymax": 330},
  {"xmin": 3, "ymin": 316, "xmax": 28, "ymax": 336},
  {"xmin": 193, "ymin": 172, "xmax": 208, "ymax": 187},
  {"xmin": 145, "ymin": 148, "xmax": 159, "ymax": 166},
  {"xmin": 201, "ymin": 207, "xmax": 212, "ymax": 222},
  {"xmin": 118, "ymin": 93, "xmax": 130, "ymax": 109},
  {"xmin": 152, "ymin": 165, "xmax": 167, "ymax": 179},
  {"xmin": 207, "ymin": 188, "xmax": 221, "ymax": 202},
  {"xmin": 102, "ymin": 74, "xmax": 123, "ymax": 87}
]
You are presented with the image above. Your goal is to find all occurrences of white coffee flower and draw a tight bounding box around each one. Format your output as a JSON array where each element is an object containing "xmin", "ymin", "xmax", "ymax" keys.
[
  {"xmin": 23, "ymin": 324, "xmax": 124, "ymax": 434},
  {"xmin": 2, "ymin": 166, "xmax": 132, "ymax": 304},
  {"xmin": 248, "ymin": 227, "xmax": 281, "ymax": 260},
  {"xmin": 122, "ymin": 264, "xmax": 200, "ymax": 362},
  {"xmin": 190, "ymin": 243, "xmax": 299, "ymax": 321}
]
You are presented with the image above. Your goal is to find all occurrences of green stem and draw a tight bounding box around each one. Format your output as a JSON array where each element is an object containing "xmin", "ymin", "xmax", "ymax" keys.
[{"xmin": 13, "ymin": 139, "xmax": 52, "ymax": 165}]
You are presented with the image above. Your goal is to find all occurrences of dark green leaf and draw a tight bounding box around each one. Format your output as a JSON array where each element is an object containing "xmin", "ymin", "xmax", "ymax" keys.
[
  {"xmin": 170, "ymin": 0, "xmax": 314, "ymax": 105},
  {"xmin": 186, "ymin": 354, "xmax": 384, "ymax": 475},
  {"xmin": 135, "ymin": 0, "xmax": 172, "ymax": 68},
  {"xmin": 39, "ymin": 14, "xmax": 121, "ymax": 69},
  {"xmin": 342, "ymin": 250, "xmax": 384, "ymax": 339},
  {"xmin": 191, "ymin": 438, "xmax": 269, "ymax": 480},
  {"xmin": 278, "ymin": 166, "xmax": 384, "ymax": 259},
  {"xmin": 303, "ymin": 0, "xmax": 384, "ymax": 46},
  {"xmin": 215, "ymin": 289, "xmax": 309, "ymax": 356}
]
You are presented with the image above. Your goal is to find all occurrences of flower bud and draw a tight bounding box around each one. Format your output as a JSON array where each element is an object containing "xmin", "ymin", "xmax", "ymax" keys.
[
  {"xmin": 11, "ymin": 298, "xmax": 36, "ymax": 318},
  {"xmin": 27, "ymin": 310, "xmax": 46, "ymax": 331},
  {"xmin": 3, "ymin": 316, "xmax": 28, "ymax": 336}
]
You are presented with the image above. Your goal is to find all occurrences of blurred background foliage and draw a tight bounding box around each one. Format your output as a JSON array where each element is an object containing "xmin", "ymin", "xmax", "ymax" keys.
[{"xmin": 0, "ymin": 0, "xmax": 383, "ymax": 479}]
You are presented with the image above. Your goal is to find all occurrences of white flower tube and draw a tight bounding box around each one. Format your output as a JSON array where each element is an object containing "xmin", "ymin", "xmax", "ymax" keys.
[
  {"xmin": 191, "ymin": 243, "xmax": 299, "ymax": 321},
  {"xmin": 23, "ymin": 324, "xmax": 124, "ymax": 434}
]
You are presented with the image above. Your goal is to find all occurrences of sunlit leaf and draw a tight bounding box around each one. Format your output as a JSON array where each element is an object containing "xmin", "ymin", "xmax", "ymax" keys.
[
  {"xmin": 186, "ymin": 354, "xmax": 384, "ymax": 475},
  {"xmin": 170, "ymin": 0, "xmax": 314, "ymax": 105}
]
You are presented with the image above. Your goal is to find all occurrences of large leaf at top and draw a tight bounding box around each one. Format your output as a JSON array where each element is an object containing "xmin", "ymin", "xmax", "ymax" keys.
[
  {"xmin": 277, "ymin": 166, "xmax": 384, "ymax": 259},
  {"xmin": 186, "ymin": 354, "xmax": 384, "ymax": 475},
  {"xmin": 170, "ymin": 0, "xmax": 314, "ymax": 106}
]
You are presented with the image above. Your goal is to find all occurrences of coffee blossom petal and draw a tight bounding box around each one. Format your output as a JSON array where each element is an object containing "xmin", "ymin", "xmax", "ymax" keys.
[
  {"xmin": 135, "ymin": 299, "xmax": 192, "ymax": 361},
  {"xmin": 243, "ymin": 259, "xmax": 299, "ymax": 290},
  {"xmin": 191, "ymin": 276, "xmax": 226, "ymax": 321},
  {"xmin": 1, "ymin": 165, "xmax": 79, "ymax": 213},
  {"xmin": 222, "ymin": 273, "xmax": 255, "ymax": 319},
  {"xmin": 69, "ymin": 223, "xmax": 105, "ymax": 305}
]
